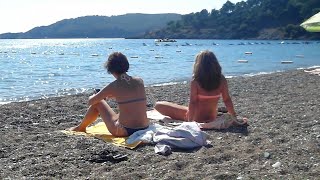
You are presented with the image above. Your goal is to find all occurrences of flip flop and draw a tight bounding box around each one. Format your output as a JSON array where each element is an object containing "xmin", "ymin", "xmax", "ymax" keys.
[{"xmin": 113, "ymin": 154, "xmax": 128, "ymax": 160}]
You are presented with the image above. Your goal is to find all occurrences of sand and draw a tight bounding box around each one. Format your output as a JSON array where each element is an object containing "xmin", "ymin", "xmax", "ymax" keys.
[{"xmin": 0, "ymin": 69, "xmax": 319, "ymax": 179}]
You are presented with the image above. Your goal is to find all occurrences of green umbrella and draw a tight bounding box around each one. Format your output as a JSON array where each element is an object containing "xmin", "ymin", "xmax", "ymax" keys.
[{"xmin": 301, "ymin": 12, "xmax": 320, "ymax": 32}]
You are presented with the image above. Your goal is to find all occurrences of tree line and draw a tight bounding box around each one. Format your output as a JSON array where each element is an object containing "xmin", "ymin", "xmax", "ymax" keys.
[{"xmin": 144, "ymin": 0, "xmax": 320, "ymax": 39}]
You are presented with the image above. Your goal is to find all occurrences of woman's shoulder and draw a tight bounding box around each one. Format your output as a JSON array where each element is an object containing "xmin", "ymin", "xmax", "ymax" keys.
[
  {"xmin": 130, "ymin": 76, "xmax": 145, "ymax": 87},
  {"xmin": 132, "ymin": 76, "xmax": 144, "ymax": 82}
]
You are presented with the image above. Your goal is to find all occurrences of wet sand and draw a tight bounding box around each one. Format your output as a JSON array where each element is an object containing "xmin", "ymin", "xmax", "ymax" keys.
[{"xmin": 0, "ymin": 69, "xmax": 319, "ymax": 179}]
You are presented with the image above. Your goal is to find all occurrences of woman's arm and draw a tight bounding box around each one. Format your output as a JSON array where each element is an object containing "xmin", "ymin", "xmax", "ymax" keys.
[
  {"xmin": 221, "ymin": 76, "xmax": 236, "ymax": 116},
  {"xmin": 187, "ymin": 80, "xmax": 198, "ymax": 121},
  {"xmin": 88, "ymin": 82, "xmax": 115, "ymax": 105}
]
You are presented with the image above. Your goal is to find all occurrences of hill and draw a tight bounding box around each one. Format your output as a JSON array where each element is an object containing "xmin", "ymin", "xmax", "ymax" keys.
[
  {"xmin": 143, "ymin": 0, "xmax": 320, "ymax": 40},
  {"xmin": 0, "ymin": 13, "xmax": 181, "ymax": 39}
]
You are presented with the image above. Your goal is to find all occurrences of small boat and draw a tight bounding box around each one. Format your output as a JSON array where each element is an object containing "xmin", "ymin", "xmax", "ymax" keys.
[
  {"xmin": 154, "ymin": 38, "xmax": 176, "ymax": 43},
  {"xmin": 130, "ymin": 56, "xmax": 139, "ymax": 58},
  {"xmin": 295, "ymin": 55, "xmax": 304, "ymax": 58},
  {"xmin": 176, "ymin": 50, "xmax": 182, "ymax": 52},
  {"xmin": 91, "ymin": 54, "xmax": 99, "ymax": 57},
  {"xmin": 245, "ymin": 52, "xmax": 253, "ymax": 55},
  {"xmin": 238, "ymin": 60, "xmax": 248, "ymax": 63},
  {"xmin": 281, "ymin": 61, "xmax": 293, "ymax": 64}
]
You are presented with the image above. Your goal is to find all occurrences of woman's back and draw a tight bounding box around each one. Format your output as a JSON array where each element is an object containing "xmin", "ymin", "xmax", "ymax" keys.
[
  {"xmin": 112, "ymin": 77, "xmax": 148, "ymax": 128},
  {"xmin": 189, "ymin": 79, "xmax": 223, "ymax": 122}
]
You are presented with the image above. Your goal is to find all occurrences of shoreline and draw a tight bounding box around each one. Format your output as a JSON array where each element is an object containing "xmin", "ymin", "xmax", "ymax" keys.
[
  {"xmin": 1, "ymin": 66, "xmax": 319, "ymax": 106},
  {"xmin": 1, "ymin": 69, "xmax": 319, "ymax": 179}
]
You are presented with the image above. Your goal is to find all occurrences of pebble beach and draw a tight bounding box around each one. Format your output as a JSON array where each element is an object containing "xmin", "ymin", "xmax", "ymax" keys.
[{"xmin": 0, "ymin": 69, "xmax": 319, "ymax": 179}]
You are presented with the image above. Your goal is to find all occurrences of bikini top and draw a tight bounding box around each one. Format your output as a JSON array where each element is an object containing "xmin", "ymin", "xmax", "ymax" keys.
[
  {"xmin": 197, "ymin": 94, "xmax": 220, "ymax": 100},
  {"xmin": 117, "ymin": 97, "xmax": 146, "ymax": 105}
]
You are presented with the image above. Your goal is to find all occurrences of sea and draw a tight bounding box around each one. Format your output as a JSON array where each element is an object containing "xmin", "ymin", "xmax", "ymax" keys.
[{"xmin": 0, "ymin": 38, "xmax": 319, "ymax": 104}]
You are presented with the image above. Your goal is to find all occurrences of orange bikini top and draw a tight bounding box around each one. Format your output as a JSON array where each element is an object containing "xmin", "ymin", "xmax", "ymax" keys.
[{"xmin": 197, "ymin": 94, "xmax": 220, "ymax": 100}]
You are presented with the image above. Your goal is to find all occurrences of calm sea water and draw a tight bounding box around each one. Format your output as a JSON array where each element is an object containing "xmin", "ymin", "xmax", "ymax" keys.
[{"xmin": 0, "ymin": 38, "xmax": 319, "ymax": 104}]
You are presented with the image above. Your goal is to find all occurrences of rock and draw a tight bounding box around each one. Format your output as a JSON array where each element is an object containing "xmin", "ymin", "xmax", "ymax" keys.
[
  {"xmin": 272, "ymin": 161, "xmax": 281, "ymax": 168},
  {"xmin": 264, "ymin": 152, "xmax": 271, "ymax": 159}
]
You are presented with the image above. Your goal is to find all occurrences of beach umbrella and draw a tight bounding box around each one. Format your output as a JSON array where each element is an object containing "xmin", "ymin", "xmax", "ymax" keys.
[{"xmin": 300, "ymin": 12, "xmax": 320, "ymax": 32}]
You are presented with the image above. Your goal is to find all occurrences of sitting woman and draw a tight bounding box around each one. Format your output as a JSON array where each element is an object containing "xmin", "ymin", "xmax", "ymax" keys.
[
  {"xmin": 71, "ymin": 52, "xmax": 149, "ymax": 136},
  {"xmin": 155, "ymin": 50, "xmax": 247, "ymax": 129}
]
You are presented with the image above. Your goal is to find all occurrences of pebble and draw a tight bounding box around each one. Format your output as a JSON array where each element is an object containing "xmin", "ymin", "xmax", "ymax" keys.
[
  {"xmin": 272, "ymin": 161, "xmax": 281, "ymax": 168},
  {"xmin": 264, "ymin": 152, "xmax": 271, "ymax": 159}
]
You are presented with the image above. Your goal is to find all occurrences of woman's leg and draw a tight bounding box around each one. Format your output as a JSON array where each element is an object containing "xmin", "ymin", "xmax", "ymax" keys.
[
  {"xmin": 71, "ymin": 100, "xmax": 127, "ymax": 136},
  {"xmin": 70, "ymin": 103, "xmax": 101, "ymax": 132},
  {"xmin": 96, "ymin": 101, "xmax": 127, "ymax": 136},
  {"xmin": 154, "ymin": 101, "xmax": 188, "ymax": 121}
]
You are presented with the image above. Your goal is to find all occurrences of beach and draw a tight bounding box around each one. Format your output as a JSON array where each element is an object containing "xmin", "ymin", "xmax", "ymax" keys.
[{"xmin": 0, "ymin": 69, "xmax": 319, "ymax": 179}]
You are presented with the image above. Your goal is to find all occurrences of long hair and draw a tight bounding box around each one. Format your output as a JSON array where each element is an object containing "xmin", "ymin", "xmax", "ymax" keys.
[{"xmin": 193, "ymin": 50, "xmax": 222, "ymax": 91}]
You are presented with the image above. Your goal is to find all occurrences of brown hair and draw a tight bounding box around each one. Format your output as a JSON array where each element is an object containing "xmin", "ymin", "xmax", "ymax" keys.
[
  {"xmin": 193, "ymin": 50, "xmax": 222, "ymax": 91},
  {"xmin": 104, "ymin": 52, "xmax": 129, "ymax": 74}
]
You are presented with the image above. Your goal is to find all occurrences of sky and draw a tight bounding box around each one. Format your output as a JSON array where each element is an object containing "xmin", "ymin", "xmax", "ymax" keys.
[{"xmin": 0, "ymin": 0, "xmax": 243, "ymax": 34}]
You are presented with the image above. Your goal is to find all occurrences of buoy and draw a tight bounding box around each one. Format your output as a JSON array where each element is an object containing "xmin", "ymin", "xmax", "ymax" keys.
[
  {"xmin": 245, "ymin": 52, "xmax": 253, "ymax": 55},
  {"xmin": 281, "ymin": 61, "xmax": 293, "ymax": 64},
  {"xmin": 238, "ymin": 60, "xmax": 248, "ymax": 63}
]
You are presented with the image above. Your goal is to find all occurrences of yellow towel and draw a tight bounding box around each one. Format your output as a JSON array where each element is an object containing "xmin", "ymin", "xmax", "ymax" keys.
[{"xmin": 61, "ymin": 122, "xmax": 141, "ymax": 149}]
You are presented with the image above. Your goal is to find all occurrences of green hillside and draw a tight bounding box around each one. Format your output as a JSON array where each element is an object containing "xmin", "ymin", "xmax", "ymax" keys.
[{"xmin": 0, "ymin": 13, "xmax": 181, "ymax": 39}]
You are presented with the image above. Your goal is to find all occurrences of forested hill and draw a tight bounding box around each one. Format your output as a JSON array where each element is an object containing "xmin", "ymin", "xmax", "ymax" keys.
[
  {"xmin": 144, "ymin": 0, "xmax": 320, "ymax": 40},
  {"xmin": 0, "ymin": 13, "xmax": 181, "ymax": 39}
]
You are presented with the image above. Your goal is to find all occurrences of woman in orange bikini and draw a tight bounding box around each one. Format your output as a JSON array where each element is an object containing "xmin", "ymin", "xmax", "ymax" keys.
[
  {"xmin": 70, "ymin": 52, "xmax": 149, "ymax": 136},
  {"xmin": 155, "ymin": 50, "xmax": 247, "ymax": 129}
]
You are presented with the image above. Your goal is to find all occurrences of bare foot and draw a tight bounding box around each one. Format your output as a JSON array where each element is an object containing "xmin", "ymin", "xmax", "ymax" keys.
[
  {"xmin": 232, "ymin": 117, "xmax": 249, "ymax": 127},
  {"xmin": 68, "ymin": 126, "xmax": 86, "ymax": 132}
]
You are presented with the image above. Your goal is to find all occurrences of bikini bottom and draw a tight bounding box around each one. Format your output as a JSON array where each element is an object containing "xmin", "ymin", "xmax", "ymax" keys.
[{"xmin": 116, "ymin": 120, "xmax": 149, "ymax": 136}]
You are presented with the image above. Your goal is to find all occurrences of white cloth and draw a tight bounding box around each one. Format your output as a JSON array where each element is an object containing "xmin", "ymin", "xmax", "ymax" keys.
[
  {"xmin": 127, "ymin": 122, "xmax": 209, "ymax": 150},
  {"xmin": 126, "ymin": 123, "xmax": 168, "ymax": 144},
  {"xmin": 153, "ymin": 122, "xmax": 208, "ymax": 149}
]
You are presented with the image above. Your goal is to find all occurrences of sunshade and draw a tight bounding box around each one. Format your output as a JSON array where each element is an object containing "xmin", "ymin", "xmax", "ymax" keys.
[{"xmin": 301, "ymin": 12, "xmax": 320, "ymax": 32}]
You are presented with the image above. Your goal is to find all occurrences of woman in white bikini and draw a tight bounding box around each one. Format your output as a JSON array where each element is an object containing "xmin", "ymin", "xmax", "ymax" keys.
[
  {"xmin": 71, "ymin": 52, "xmax": 149, "ymax": 136},
  {"xmin": 155, "ymin": 50, "xmax": 247, "ymax": 129}
]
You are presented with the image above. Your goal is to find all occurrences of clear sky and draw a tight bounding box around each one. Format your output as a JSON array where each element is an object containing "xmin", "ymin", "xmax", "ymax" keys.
[{"xmin": 0, "ymin": 0, "xmax": 243, "ymax": 34}]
